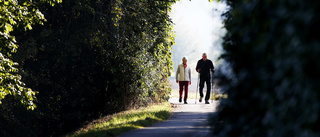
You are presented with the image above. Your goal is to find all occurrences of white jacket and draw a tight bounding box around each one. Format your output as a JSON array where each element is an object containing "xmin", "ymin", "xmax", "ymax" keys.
[{"xmin": 176, "ymin": 64, "xmax": 191, "ymax": 82}]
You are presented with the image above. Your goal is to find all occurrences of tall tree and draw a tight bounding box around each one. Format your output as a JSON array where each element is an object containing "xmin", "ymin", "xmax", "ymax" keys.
[
  {"xmin": 0, "ymin": 0, "xmax": 61, "ymax": 109},
  {"xmin": 2, "ymin": 0, "xmax": 176, "ymax": 136}
]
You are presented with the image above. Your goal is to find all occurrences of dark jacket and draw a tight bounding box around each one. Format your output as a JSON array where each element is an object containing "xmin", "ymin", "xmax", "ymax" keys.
[{"xmin": 196, "ymin": 59, "xmax": 214, "ymax": 78}]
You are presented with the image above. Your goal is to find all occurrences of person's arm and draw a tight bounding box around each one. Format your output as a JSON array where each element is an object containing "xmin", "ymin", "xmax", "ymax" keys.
[
  {"xmin": 176, "ymin": 65, "xmax": 180, "ymax": 83},
  {"xmin": 210, "ymin": 60, "xmax": 215, "ymax": 73},
  {"xmin": 196, "ymin": 60, "xmax": 200, "ymax": 72},
  {"xmin": 188, "ymin": 68, "xmax": 191, "ymax": 85}
]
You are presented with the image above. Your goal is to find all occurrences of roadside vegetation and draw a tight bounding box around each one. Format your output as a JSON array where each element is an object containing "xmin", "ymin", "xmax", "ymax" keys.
[
  {"xmin": 211, "ymin": 0, "xmax": 320, "ymax": 136},
  {"xmin": 1, "ymin": 0, "xmax": 177, "ymax": 136},
  {"xmin": 69, "ymin": 102, "xmax": 172, "ymax": 137}
]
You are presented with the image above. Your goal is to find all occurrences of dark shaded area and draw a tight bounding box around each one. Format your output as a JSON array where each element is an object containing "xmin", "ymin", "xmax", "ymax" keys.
[
  {"xmin": 211, "ymin": 0, "xmax": 320, "ymax": 137},
  {"xmin": 0, "ymin": 0, "xmax": 176, "ymax": 136}
]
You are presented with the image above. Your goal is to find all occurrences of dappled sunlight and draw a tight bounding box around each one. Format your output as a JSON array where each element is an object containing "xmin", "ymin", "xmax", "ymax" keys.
[{"xmin": 72, "ymin": 103, "xmax": 171, "ymax": 137}]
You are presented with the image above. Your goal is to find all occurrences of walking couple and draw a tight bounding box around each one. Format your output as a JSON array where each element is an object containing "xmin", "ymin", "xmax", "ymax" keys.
[{"xmin": 176, "ymin": 53, "xmax": 215, "ymax": 104}]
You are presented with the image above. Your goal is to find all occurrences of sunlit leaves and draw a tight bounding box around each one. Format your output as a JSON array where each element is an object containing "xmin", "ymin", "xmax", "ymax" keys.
[
  {"xmin": 208, "ymin": 0, "xmax": 221, "ymax": 2},
  {"xmin": 0, "ymin": 52, "xmax": 37, "ymax": 110},
  {"xmin": 112, "ymin": 0, "xmax": 175, "ymax": 104},
  {"xmin": 112, "ymin": 0, "xmax": 123, "ymax": 26},
  {"xmin": 40, "ymin": 0, "xmax": 62, "ymax": 6},
  {"xmin": 0, "ymin": 0, "xmax": 61, "ymax": 109},
  {"xmin": 1, "ymin": 0, "xmax": 174, "ymax": 135}
]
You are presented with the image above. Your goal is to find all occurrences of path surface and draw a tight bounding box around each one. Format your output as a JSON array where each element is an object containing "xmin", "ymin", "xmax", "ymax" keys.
[{"xmin": 118, "ymin": 98, "xmax": 219, "ymax": 137}]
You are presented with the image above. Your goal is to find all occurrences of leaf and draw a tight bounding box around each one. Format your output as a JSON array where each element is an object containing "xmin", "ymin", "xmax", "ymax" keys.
[{"xmin": 4, "ymin": 23, "xmax": 13, "ymax": 33}]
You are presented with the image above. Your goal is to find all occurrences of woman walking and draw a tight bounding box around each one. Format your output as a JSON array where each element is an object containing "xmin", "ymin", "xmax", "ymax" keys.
[{"xmin": 176, "ymin": 56, "xmax": 191, "ymax": 104}]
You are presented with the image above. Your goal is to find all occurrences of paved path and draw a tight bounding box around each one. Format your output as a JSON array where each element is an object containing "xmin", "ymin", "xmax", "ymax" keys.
[{"xmin": 118, "ymin": 98, "xmax": 219, "ymax": 137}]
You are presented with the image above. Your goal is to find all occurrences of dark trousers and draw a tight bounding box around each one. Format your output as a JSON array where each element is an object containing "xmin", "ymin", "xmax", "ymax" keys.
[
  {"xmin": 199, "ymin": 77, "xmax": 211, "ymax": 101},
  {"xmin": 179, "ymin": 81, "xmax": 189, "ymax": 101}
]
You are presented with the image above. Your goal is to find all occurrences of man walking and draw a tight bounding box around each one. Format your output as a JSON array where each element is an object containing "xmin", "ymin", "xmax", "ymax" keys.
[
  {"xmin": 196, "ymin": 53, "xmax": 214, "ymax": 104},
  {"xmin": 176, "ymin": 56, "xmax": 191, "ymax": 104}
]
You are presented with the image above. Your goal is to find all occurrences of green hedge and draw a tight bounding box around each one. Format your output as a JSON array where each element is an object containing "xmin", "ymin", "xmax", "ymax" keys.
[
  {"xmin": 1, "ymin": 0, "xmax": 175, "ymax": 136},
  {"xmin": 211, "ymin": 0, "xmax": 320, "ymax": 136}
]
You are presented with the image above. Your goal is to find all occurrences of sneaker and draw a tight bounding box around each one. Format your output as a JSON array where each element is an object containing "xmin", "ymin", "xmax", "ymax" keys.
[
  {"xmin": 199, "ymin": 97, "xmax": 203, "ymax": 102},
  {"xmin": 179, "ymin": 98, "xmax": 182, "ymax": 103},
  {"xmin": 205, "ymin": 101, "xmax": 210, "ymax": 104},
  {"xmin": 184, "ymin": 101, "xmax": 188, "ymax": 104}
]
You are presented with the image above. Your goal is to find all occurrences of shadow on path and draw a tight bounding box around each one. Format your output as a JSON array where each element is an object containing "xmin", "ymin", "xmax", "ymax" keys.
[{"xmin": 118, "ymin": 98, "xmax": 219, "ymax": 137}]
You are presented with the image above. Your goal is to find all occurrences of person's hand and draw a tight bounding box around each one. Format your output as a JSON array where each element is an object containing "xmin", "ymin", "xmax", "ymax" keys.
[
  {"xmin": 197, "ymin": 69, "xmax": 200, "ymax": 72},
  {"xmin": 176, "ymin": 80, "xmax": 178, "ymax": 83}
]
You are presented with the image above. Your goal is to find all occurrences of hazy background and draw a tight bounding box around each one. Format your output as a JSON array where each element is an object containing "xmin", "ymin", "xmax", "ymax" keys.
[
  {"xmin": 169, "ymin": 0, "xmax": 228, "ymax": 79},
  {"xmin": 169, "ymin": 0, "xmax": 228, "ymax": 93}
]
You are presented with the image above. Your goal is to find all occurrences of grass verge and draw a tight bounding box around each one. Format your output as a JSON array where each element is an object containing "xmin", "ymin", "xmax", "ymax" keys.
[{"xmin": 69, "ymin": 102, "xmax": 171, "ymax": 137}]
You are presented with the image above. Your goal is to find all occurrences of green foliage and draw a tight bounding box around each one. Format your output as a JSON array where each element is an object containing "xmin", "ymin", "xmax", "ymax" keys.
[
  {"xmin": 72, "ymin": 102, "xmax": 171, "ymax": 137},
  {"xmin": 0, "ymin": 0, "xmax": 61, "ymax": 109},
  {"xmin": 211, "ymin": 0, "xmax": 320, "ymax": 136},
  {"xmin": 111, "ymin": 0, "xmax": 175, "ymax": 106},
  {"xmin": 208, "ymin": 0, "xmax": 221, "ymax": 2},
  {"xmin": 1, "ymin": 0, "xmax": 176, "ymax": 136}
]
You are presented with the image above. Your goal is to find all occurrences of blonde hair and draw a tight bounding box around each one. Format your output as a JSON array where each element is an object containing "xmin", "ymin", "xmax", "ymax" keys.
[{"xmin": 182, "ymin": 56, "xmax": 188, "ymax": 61}]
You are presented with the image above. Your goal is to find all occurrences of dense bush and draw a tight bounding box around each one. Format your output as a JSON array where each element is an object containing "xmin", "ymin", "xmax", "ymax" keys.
[
  {"xmin": 1, "ymin": 0, "xmax": 175, "ymax": 136},
  {"xmin": 211, "ymin": 0, "xmax": 320, "ymax": 136}
]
